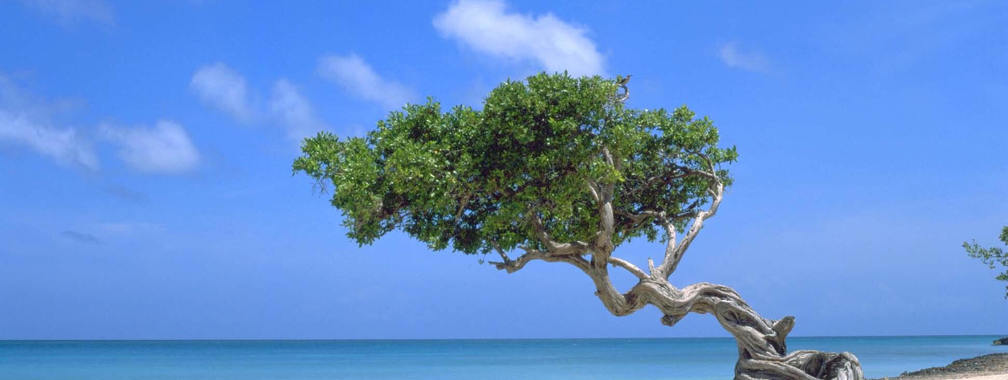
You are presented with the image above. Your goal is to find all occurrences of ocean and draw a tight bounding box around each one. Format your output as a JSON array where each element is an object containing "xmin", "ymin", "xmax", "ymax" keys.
[{"xmin": 1, "ymin": 336, "xmax": 1005, "ymax": 379}]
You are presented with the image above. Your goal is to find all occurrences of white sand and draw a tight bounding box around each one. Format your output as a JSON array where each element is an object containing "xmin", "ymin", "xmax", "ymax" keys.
[{"xmin": 950, "ymin": 375, "xmax": 1008, "ymax": 380}]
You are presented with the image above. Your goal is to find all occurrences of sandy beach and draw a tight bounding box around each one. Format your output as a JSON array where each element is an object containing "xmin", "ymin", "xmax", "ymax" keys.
[
  {"xmin": 878, "ymin": 353, "xmax": 1008, "ymax": 380},
  {"xmin": 940, "ymin": 374, "xmax": 1008, "ymax": 379}
]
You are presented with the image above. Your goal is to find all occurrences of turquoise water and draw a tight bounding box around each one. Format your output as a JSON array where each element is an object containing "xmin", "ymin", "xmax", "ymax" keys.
[{"xmin": 1, "ymin": 336, "xmax": 1005, "ymax": 379}]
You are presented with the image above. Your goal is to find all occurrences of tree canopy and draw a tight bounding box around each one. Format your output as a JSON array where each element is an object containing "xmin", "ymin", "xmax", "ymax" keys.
[
  {"xmin": 293, "ymin": 73, "xmax": 736, "ymax": 262},
  {"xmin": 964, "ymin": 226, "xmax": 1008, "ymax": 297},
  {"xmin": 292, "ymin": 73, "xmax": 869, "ymax": 380}
]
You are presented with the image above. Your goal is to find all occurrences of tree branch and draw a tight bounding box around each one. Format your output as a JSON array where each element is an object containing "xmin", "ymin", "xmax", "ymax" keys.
[
  {"xmin": 528, "ymin": 212, "xmax": 590, "ymax": 255},
  {"xmin": 452, "ymin": 191, "xmax": 472, "ymax": 222},
  {"xmin": 607, "ymin": 256, "xmax": 648, "ymax": 280},
  {"xmin": 585, "ymin": 180, "xmax": 600, "ymax": 203},
  {"xmin": 490, "ymin": 246, "xmax": 591, "ymax": 274},
  {"xmin": 488, "ymin": 213, "xmax": 591, "ymax": 275},
  {"xmin": 656, "ymin": 180, "xmax": 723, "ymax": 278},
  {"xmin": 615, "ymin": 209, "xmax": 664, "ymax": 224},
  {"xmin": 654, "ymin": 152, "xmax": 725, "ymax": 279},
  {"xmin": 649, "ymin": 222, "xmax": 677, "ymax": 278},
  {"xmin": 593, "ymin": 147, "xmax": 618, "ymax": 266}
]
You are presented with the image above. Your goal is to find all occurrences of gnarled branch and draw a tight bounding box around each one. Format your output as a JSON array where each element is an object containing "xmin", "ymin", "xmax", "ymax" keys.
[
  {"xmin": 607, "ymin": 256, "xmax": 647, "ymax": 280},
  {"xmin": 528, "ymin": 212, "xmax": 590, "ymax": 255},
  {"xmin": 657, "ymin": 180, "xmax": 723, "ymax": 278},
  {"xmin": 490, "ymin": 245, "xmax": 591, "ymax": 275},
  {"xmin": 654, "ymin": 153, "xmax": 726, "ymax": 279}
]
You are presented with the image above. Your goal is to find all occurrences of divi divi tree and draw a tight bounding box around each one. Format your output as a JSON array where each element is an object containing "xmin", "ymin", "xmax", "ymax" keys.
[{"xmin": 294, "ymin": 73, "xmax": 864, "ymax": 380}]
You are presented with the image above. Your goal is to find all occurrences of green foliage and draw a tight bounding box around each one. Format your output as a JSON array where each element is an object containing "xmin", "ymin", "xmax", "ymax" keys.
[
  {"xmin": 963, "ymin": 226, "xmax": 1008, "ymax": 298},
  {"xmin": 293, "ymin": 72, "xmax": 737, "ymax": 255}
]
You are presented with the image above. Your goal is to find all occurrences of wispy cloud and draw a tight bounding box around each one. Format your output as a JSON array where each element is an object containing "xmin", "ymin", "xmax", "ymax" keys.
[
  {"xmin": 190, "ymin": 64, "xmax": 334, "ymax": 142},
  {"xmin": 101, "ymin": 120, "xmax": 200, "ymax": 174},
  {"xmin": 270, "ymin": 79, "xmax": 331, "ymax": 142},
  {"xmin": 0, "ymin": 76, "xmax": 99, "ymax": 170},
  {"xmin": 718, "ymin": 42, "xmax": 770, "ymax": 73},
  {"xmin": 190, "ymin": 63, "xmax": 257, "ymax": 123},
  {"xmin": 19, "ymin": 0, "xmax": 114, "ymax": 25},
  {"xmin": 0, "ymin": 111, "xmax": 99, "ymax": 170},
  {"xmin": 1, "ymin": 75, "xmax": 201, "ymax": 174},
  {"xmin": 317, "ymin": 54, "xmax": 415, "ymax": 110},
  {"xmin": 433, "ymin": 0, "xmax": 604, "ymax": 76},
  {"xmin": 60, "ymin": 230, "xmax": 101, "ymax": 245}
]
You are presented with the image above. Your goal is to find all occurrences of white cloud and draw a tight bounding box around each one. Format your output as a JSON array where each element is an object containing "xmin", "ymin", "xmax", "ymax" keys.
[
  {"xmin": 19, "ymin": 0, "xmax": 114, "ymax": 25},
  {"xmin": 101, "ymin": 120, "xmax": 200, "ymax": 174},
  {"xmin": 0, "ymin": 110, "xmax": 99, "ymax": 169},
  {"xmin": 1, "ymin": 75, "xmax": 201, "ymax": 174},
  {"xmin": 317, "ymin": 54, "xmax": 415, "ymax": 110},
  {"xmin": 718, "ymin": 42, "xmax": 770, "ymax": 73},
  {"xmin": 270, "ymin": 79, "xmax": 331, "ymax": 142},
  {"xmin": 190, "ymin": 63, "xmax": 257, "ymax": 123},
  {"xmin": 433, "ymin": 0, "xmax": 604, "ymax": 76},
  {"xmin": 189, "ymin": 63, "xmax": 337, "ymax": 142},
  {"xmin": 0, "ymin": 76, "xmax": 98, "ymax": 170}
]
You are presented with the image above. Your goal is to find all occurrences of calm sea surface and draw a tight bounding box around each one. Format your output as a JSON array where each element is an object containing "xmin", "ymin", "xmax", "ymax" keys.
[{"xmin": 1, "ymin": 336, "xmax": 1006, "ymax": 379}]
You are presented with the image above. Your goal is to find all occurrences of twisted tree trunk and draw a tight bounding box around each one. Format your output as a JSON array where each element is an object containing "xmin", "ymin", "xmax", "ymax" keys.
[
  {"xmin": 496, "ymin": 227, "xmax": 865, "ymax": 379},
  {"xmin": 490, "ymin": 130, "xmax": 864, "ymax": 379},
  {"xmin": 633, "ymin": 280, "xmax": 864, "ymax": 380}
]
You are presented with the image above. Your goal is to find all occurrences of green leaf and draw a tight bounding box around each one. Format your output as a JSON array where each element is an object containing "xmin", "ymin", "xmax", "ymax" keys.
[{"xmin": 294, "ymin": 72, "xmax": 737, "ymax": 254}]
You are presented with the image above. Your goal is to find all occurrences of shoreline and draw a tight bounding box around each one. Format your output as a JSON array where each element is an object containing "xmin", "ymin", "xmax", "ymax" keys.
[{"xmin": 877, "ymin": 353, "xmax": 1008, "ymax": 380}]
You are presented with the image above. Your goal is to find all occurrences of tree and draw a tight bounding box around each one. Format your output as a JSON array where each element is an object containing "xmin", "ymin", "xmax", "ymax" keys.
[
  {"xmin": 964, "ymin": 226, "xmax": 1008, "ymax": 297},
  {"xmin": 293, "ymin": 73, "xmax": 864, "ymax": 380}
]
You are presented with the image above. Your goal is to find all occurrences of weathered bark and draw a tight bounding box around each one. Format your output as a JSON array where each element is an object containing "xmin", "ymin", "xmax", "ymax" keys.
[
  {"xmin": 496, "ymin": 255, "xmax": 865, "ymax": 379},
  {"xmin": 489, "ymin": 98, "xmax": 864, "ymax": 379},
  {"xmin": 633, "ymin": 280, "xmax": 864, "ymax": 380},
  {"xmin": 494, "ymin": 232, "xmax": 863, "ymax": 379},
  {"xmin": 496, "ymin": 253, "xmax": 864, "ymax": 380}
]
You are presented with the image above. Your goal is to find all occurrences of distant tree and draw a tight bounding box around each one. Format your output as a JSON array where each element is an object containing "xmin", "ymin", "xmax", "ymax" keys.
[
  {"xmin": 964, "ymin": 226, "xmax": 1008, "ymax": 297},
  {"xmin": 294, "ymin": 73, "xmax": 863, "ymax": 380}
]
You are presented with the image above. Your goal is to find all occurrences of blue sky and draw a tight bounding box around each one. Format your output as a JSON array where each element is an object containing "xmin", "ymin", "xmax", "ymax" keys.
[{"xmin": 1, "ymin": 0, "xmax": 1006, "ymax": 339}]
